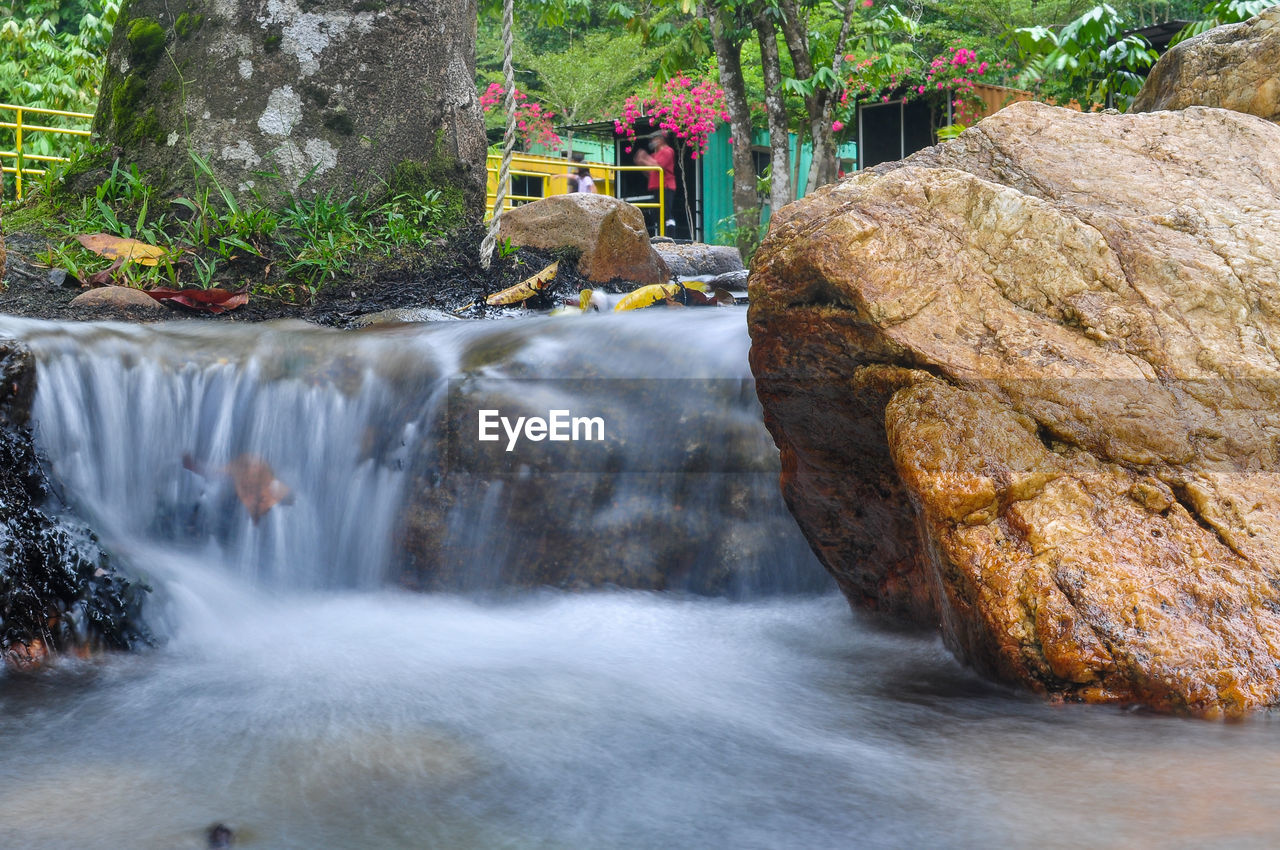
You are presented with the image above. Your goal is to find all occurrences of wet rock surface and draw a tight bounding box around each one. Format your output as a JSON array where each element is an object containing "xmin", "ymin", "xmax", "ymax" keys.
[
  {"xmin": 0, "ymin": 340, "xmax": 149, "ymax": 668},
  {"xmin": 749, "ymin": 101, "xmax": 1280, "ymax": 714},
  {"xmin": 1132, "ymin": 6, "xmax": 1280, "ymax": 121},
  {"xmin": 652, "ymin": 243, "xmax": 744, "ymax": 278}
]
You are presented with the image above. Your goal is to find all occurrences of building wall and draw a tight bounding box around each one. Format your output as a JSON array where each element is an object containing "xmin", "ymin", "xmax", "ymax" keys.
[{"xmin": 701, "ymin": 125, "xmax": 856, "ymax": 245}]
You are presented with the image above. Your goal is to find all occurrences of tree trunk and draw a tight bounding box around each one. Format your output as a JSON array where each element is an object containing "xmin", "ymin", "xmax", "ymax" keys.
[
  {"xmin": 753, "ymin": 9, "xmax": 792, "ymax": 216},
  {"xmin": 707, "ymin": 3, "xmax": 760, "ymax": 252},
  {"xmin": 93, "ymin": 1, "xmax": 486, "ymax": 213},
  {"xmin": 777, "ymin": 0, "xmax": 855, "ymax": 192}
]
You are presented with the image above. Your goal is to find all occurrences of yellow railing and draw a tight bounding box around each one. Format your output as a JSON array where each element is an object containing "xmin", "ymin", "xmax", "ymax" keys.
[
  {"xmin": 485, "ymin": 152, "xmax": 667, "ymax": 237},
  {"xmin": 1, "ymin": 103, "xmax": 95, "ymax": 201}
]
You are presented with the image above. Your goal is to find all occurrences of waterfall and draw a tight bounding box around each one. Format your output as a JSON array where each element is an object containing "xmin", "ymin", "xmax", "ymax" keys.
[{"xmin": 0, "ymin": 310, "xmax": 829, "ymax": 598}]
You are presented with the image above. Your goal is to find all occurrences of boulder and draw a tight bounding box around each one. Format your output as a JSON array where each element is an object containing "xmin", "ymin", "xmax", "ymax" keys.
[
  {"xmin": 652, "ymin": 242, "xmax": 744, "ymax": 278},
  {"xmin": 1132, "ymin": 7, "xmax": 1280, "ymax": 121},
  {"xmin": 71, "ymin": 286, "xmax": 167, "ymax": 316},
  {"xmin": 92, "ymin": 0, "xmax": 486, "ymax": 211},
  {"xmin": 497, "ymin": 194, "xmax": 669, "ymax": 286},
  {"xmin": 749, "ymin": 101, "xmax": 1280, "ymax": 715}
]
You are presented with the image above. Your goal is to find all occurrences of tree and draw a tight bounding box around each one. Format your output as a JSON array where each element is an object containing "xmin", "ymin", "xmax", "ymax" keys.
[
  {"xmin": 92, "ymin": 1, "xmax": 487, "ymax": 212},
  {"xmin": 523, "ymin": 31, "xmax": 659, "ymax": 132},
  {"xmin": 705, "ymin": 0, "xmax": 761, "ymax": 253},
  {"xmin": 1013, "ymin": 4, "xmax": 1158, "ymax": 108}
]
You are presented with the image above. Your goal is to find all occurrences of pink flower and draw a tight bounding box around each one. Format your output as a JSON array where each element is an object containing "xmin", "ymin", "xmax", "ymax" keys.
[
  {"xmin": 832, "ymin": 120, "xmax": 845, "ymax": 132},
  {"xmin": 861, "ymin": 0, "xmax": 872, "ymax": 6}
]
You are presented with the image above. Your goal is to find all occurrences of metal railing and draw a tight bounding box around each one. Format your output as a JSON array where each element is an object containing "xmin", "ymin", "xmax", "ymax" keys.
[
  {"xmin": 485, "ymin": 152, "xmax": 667, "ymax": 237},
  {"xmin": 1, "ymin": 103, "xmax": 95, "ymax": 201}
]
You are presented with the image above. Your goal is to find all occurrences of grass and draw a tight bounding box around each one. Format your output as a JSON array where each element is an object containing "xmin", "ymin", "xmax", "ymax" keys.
[{"xmin": 7, "ymin": 146, "xmax": 457, "ymax": 303}]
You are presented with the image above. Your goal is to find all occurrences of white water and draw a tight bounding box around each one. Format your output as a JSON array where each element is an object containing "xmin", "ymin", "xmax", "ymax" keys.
[{"xmin": 3, "ymin": 312, "xmax": 1280, "ymax": 849}]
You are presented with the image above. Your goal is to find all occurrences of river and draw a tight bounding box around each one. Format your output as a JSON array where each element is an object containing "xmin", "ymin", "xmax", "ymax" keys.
[{"xmin": 1, "ymin": 310, "xmax": 1277, "ymax": 849}]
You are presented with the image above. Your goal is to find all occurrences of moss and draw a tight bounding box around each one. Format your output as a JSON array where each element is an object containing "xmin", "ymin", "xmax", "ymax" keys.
[
  {"xmin": 173, "ymin": 12, "xmax": 203, "ymax": 40},
  {"xmin": 2, "ymin": 197, "xmax": 61, "ymax": 236},
  {"xmin": 264, "ymin": 26, "xmax": 283, "ymax": 51},
  {"xmin": 126, "ymin": 18, "xmax": 166, "ymax": 70},
  {"xmin": 110, "ymin": 75, "xmax": 147, "ymax": 130},
  {"xmin": 133, "ymin": 107, "xmax": 164, "ymax": 146}
]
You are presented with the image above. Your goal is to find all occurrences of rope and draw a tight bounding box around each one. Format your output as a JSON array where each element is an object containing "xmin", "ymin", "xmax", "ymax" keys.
[{"xmin": 479, "ymin": 0, "xmax": 517, "ymax": 269}]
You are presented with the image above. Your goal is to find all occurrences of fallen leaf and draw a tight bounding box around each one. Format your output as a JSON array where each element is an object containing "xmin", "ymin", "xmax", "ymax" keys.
[
  {"xmin": 86, "ymin": 256, "xmax": 125, "ymax": 288},
  {"xmin": 183, "ymin": 452, "xmax": 294, "ymax": 524},
  {"xmin": 75, "ymin": 233, "xmax": 168, "ymax": 266},
  {"xmin": 614, "ymin": 282, "xmax": 681, "ymax": 311},
  {"xmin": 485, "ymin": 261, "xmax": 559, "ymax": 306},
  {"xmin": 146, "ymin": 287, "xmax": 249, "ymax": 314}
]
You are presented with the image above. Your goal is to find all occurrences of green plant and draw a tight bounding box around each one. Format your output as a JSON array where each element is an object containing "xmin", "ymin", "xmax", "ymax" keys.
[
  {"xmin": 496, "ymin": 236, "xmax": 519, "ymax": 259},
  {"xmin": 1012, "ymin": 5, "xmax": 1158, "ymax": 110},
  {"xmin": 0, "ymin": 0, "xmax": 118, "ymax": 169}
]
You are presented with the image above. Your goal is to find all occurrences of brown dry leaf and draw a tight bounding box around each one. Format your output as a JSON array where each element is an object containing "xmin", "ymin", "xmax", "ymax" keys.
[
  {"xmin": 485, "ymin": 261, "xmax": 559, "ymax": 306},
  {"xmin": 183, "ymin": 452, "xmax": 294, "ymax": 524},
  {"xmin": 146, "ymin": 287, "xmax": 249, "ymax": 314},
  {"xmin": 75, "ymin": 233, "xmax": 168, "ymax": 266},
  {"xmin": 86, "ymin": 256, "xmax": 125, "ymax": 288}
]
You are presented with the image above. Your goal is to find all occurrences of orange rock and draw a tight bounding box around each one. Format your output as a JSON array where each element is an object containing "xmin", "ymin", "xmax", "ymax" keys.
[{"xmin": 749, "ymin": 102, "xmax": 1280, "ymax": 714}]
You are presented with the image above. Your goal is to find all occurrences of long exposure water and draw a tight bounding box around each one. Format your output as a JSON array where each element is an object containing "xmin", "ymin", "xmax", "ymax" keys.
[{"xmin": 2, "ymin": 310, "xmax": 1279, "ymax": 849}]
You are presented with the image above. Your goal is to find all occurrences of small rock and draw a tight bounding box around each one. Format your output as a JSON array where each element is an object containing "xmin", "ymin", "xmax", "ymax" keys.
[
  {"xmin": 70, "ymin": 286, "xmax": 166, "ymax": 313},
  {"xmin": 497, "ymin": 194, "xmax": 669, "ymax": 286},
  {"xmin": 653, "ymin": 242, "xmax": 744, "ymax": 278},
  {"xmin": 207, "ymin": 823, "xmax": 234, "ymax": 848},
  {"xmin": 48, "ymin": 268, "xmax": 81, "ymax": 288}
]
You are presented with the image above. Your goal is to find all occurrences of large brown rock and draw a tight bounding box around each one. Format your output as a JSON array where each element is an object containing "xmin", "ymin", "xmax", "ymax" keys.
[
  {"xmin": 1132, "ymin": 7, "xmax": 1280, "ymax": 121},
  {"xmin": 497, "ymin": 194, "xmax": 669, "ymax": 285},
  {"xmin": 749, "ymin": 101, "xmax": 1280, "ymax": 715}
]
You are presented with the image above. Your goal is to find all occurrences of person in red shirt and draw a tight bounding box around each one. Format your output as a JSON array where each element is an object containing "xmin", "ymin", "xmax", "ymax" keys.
[{"xmin": 634, "ymin": 133, "xmax": 679, "ymax": 236}]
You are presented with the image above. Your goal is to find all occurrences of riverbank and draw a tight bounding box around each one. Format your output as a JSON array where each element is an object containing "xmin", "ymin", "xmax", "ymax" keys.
[{"xmin": 0, "ymin": 224, "xmax": 596, "ymax": 326}]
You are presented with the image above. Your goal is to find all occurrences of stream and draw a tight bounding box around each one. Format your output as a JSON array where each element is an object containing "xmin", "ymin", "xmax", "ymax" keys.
[{"xmin": 2, "ymin": 310, "xmax": 1279, "ymax": 849}]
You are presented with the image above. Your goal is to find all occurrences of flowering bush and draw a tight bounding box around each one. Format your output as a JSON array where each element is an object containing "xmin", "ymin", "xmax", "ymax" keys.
[
  {"xmin": 613, "ymin": 76, "xmax": 729, "ymax": 159},
  {"xmin": 832, "ymin": 45, "xmax": 1009, "ymax": 136},
  {"xmin": 479, "ymin": 82, "xmax": 562, "ymax": 151}
]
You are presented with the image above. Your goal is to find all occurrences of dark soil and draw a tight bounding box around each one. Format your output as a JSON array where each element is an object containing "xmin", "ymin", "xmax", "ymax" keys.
[{"xmin": 0, "ymin": 225, "xmax": 606, "ymax": 327}]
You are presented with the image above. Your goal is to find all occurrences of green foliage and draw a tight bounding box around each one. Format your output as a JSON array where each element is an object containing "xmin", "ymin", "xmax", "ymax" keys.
[
  {"xmin": 1013, "ymin": 4, "xmax": 1158, "ymax": 109},
  {"xmin": 20, "ymin": 151, "xmax": 457, "ymax": 301},
  {"xmin": 0, "ymin": 0, "xmax": 117, "ymax": 163},
  {"xmin": 520, "ymin": 31, "xmax": 659, "ymax": 126},
  {"xmin": 1174, "ymin": 0, "xmax": 1271, "ymax": 43}
]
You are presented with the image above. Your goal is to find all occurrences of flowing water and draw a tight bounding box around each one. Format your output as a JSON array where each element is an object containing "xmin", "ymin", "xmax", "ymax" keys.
[{"xmin": 2, "ymin": 310, "xmax": 1280, "ymax": 849}]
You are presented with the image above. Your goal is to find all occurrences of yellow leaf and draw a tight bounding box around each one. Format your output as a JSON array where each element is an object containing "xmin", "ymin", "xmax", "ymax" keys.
[
  {"xmin": 485, "ymin": 261, "xmax": 559, "ymax": 306},
  {"xmin": 578, "ymin": 289, "xmax": 594, "ymax": 311},
  {"xmin": 75, "ymin": 233, "xmax": 168, "ymax": 267},
  {"xmin": 680, "ymin": 279, "xmax": 711, "ymax": 293},
  {"xmin": 613, "ymin": 282, "xmax": 681, "ymax": 312}
]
